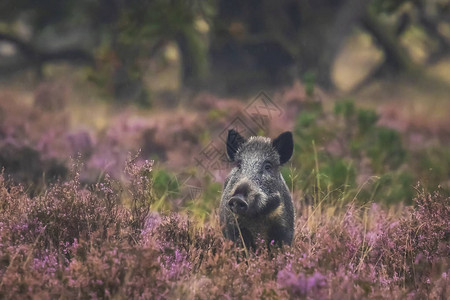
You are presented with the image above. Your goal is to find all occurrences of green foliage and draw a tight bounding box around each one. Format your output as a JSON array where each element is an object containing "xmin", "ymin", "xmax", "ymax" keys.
[
  {"xmin": 367, "ymin": 127, "xmax": 406, "ymax": 173},
  {"xmin": 296, "ymin": 111, "xmax": 318, "ymax": 129},
  {"xmin": 381, "ymin": 171, "xmax": 414, "ymax": 203},
  {"xmin": 151, "ymin": 168, "xmax": 179, "ymax": 211},
  {"xmin": 152, "ymin": 169, "xmax": 179, "ymax": 198},
  {"xmin": 207, "ymin": 108, "xmax": 228, "ymax": 120},
  {"xmin": 186, "ymin": 176, "xmax": 221, "ymax": 223},
  {"xmin": 334, "ymin": 99, "xmax": 355, "ymax": 119},
  {"xmin": 357, "ymin": 109, "xmax": 378, "ymax": 134},
  {"xmin": 302, "ymin": 72, "xmax": 316, "ymax": 97},
  {"xmin": 371, "ymin": 0, "xmax": 409, "ymax": 14},
  {"xmin": 290, "ymin": 98, "xmax": 426, "ymax": 205},
  {"xmin": 119, "ymin": 1, "xmax": 195, "ymax": 41},
  {"xmin": 414, "ymin": 146, "xmax": 450, "ymax": 190},
  {"xmin": 320, "ymin": 158, "xmax": 356, "ymax": 193}
]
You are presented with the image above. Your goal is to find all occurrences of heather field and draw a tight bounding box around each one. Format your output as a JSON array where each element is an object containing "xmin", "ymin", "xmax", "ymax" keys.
[
  {"xmin": 2, "ymin": 1, "xmax": 450, "ymax": 299},
  {"xmin": 0, "ymin": 75, "xmax": 449, "ymax": 299}
]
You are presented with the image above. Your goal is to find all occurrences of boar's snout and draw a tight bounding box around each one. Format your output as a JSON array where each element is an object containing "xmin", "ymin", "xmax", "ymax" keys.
[
  {"xmin": 228, "ymin": 195, "xmax": 248, "ymax": 214},
  {"xmin": 228, "ymin": 182, "xmax": 251, "ymax": 214}
]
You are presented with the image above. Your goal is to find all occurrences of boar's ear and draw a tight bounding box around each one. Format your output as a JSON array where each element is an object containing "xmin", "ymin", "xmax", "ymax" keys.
[
  {"xmin": 227, "ymin": 129, "xmax": 245, "ymax": 161},
  {"xmin": 273, "ymin": 131, "xmax": 293, "ymax": 165}
]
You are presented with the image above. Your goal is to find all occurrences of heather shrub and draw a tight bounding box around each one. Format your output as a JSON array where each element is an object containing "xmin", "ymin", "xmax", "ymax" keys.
[
  {"xmin": 152, "ymin": 214, "xmax": 225, "ymax": 269},
  {"xmin": 0, "ymin": 170, "xmax": 128, "ymax": 252},
  {"xmin": 1, "ymin": 164, "xmax": 449, "ymax": 298},
  {"xmin": 66, "ymin": 130, "xmax": 95, "ymax": 159},
  {"xmin": 62, "ymin": 240, "xmax": 171, "ymax": 298},
  {"xmin": 124, "ymin": 156, "xmax": 155, "ymax": 237},
  {"xmin": 277, "ymin": 270, "xmax": 327, "ymax": 298},
  {"xmin": 0, "ymin": 90, "xmax": 72, "ymax": 194},
  {"xmin": 1, "ymin": 83, "xmax": 449, "ymax": 298},
  {"xmin": 0, "ymin": 158, "xmax": 156, "ymax": 298},
  {"xmin": 371, "ymin": 189, "xmax": 450, "ymax": 289}
]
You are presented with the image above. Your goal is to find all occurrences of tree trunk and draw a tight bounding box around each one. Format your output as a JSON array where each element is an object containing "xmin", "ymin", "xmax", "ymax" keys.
[
  {"xmin": 361, "ymin": 11, "xmax": 416, "ymax": 73},
  {"xmin": 208, "ymin": 0, "xmax": 372, "ymax": 94},
  {"xmin": 316, "ymin": 0, "xmax": 371, "ymax": 89}
]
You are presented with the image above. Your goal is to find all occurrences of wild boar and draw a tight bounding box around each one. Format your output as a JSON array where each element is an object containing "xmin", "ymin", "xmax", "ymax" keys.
[{"xmin": 219, "ymin": 129, "xmax": 294, "ymax": 248}]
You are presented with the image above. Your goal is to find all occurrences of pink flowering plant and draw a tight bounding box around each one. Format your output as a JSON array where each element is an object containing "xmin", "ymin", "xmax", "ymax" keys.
[
  {"xmin": 1, "ymin": 160, "xmax": 449, "ymax": 298},
  {"xmin": 0, "ymin": 84, "xmax": 449, "ymax": 299}
]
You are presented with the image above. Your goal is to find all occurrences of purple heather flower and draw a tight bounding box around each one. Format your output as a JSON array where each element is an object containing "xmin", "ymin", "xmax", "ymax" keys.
[{"xmin": 277, "ymin": 269, "xmax": 326, "ymax": 296}]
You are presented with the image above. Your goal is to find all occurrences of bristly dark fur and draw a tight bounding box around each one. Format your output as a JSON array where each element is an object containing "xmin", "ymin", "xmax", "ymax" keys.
[{"xmin": 219, "ymin": 130, "xmax": 294, "ymax": 249}]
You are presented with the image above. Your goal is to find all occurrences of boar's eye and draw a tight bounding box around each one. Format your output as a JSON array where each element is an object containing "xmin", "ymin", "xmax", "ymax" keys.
[
  {"xmin": 236, "ymin": 160, "xmax": 242, "ymax": 169},
  {"xmin": 263, "ymin": 161, "xmax": 273, "ymax": 172}
]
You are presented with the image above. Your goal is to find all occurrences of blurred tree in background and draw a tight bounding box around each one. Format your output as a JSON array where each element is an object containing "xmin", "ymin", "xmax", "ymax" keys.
[
  {"xmin": 0, "ymin": 0, "xmax": 212, "ymax": 103},
  {"xmin": 209, "ymin": 0, "xmax": 370, "ymax": 91},
  {"xmin": 0, "ymin": 0, "xmax": 449, "ymax": 98},
  {"xmin": 209, "ymin": 0, "xmax": 450, "ymax": 92}
]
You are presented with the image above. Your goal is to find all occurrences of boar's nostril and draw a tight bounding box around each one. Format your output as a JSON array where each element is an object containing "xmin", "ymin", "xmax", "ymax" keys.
[{"xmin": 228, "ymin": 195, "xmax": 248, "ymax": 214}]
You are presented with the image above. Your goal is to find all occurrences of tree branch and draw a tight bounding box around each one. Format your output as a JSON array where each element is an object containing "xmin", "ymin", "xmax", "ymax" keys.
[
  {"xmin": 0, "ymin": 33, "xmax": 36, "ymax": 58},
  {"xmin": 317, "ymin": 0, "xmax": 372, "ymax": 89},
  {"xmin": 0, "ymin": 32, "xmax": 94, "ymax": 76},
  {"xmin": 361, "ymin": 11, "xmax": 416, "ymax": 72}
]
